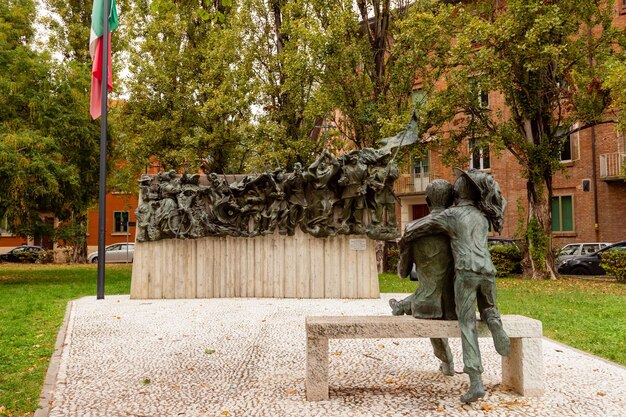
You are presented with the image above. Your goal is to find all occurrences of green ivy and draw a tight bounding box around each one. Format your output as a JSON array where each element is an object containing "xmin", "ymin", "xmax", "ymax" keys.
[{"xmin": 527, "ymin": 216, "xmax": 548, "ymax": 269}]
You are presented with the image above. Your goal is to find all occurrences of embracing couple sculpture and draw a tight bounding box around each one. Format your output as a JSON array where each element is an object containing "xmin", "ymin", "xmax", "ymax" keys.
[{"xmin": 390, "ymin": 167, "xmax": 510, "ymax": 403}]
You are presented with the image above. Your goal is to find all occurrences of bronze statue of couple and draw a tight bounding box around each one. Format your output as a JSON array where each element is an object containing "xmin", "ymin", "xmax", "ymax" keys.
[{"xmin": 391, "ymin": 168, "xmax": 510, "ymax": 403}]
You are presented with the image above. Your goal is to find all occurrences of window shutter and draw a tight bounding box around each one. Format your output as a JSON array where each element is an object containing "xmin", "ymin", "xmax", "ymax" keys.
[
  {"xmin": 618, "ymin": 131, "xmax": 626, "ymax": 154},
  {"xmin": 571, "ymin": 129, "xmax": 580, "ymax": 161}
]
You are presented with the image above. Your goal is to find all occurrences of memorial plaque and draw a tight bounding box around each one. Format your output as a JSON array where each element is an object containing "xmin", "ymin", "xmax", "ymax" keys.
[{"xmin": 350, "ymin": 238, "xmax": 367, "ymax": 251}]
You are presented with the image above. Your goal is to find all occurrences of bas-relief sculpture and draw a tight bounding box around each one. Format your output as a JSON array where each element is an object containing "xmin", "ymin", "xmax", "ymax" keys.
[
  {"xmin": 392, "ymin": 168, "xmax": 511, "ymax": 403},
  {"xmin": 135, "ymin": 148, "xmax": 401, "ymax": 242}
]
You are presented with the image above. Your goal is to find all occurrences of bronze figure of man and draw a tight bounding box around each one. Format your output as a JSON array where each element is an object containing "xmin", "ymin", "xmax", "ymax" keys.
[{"xmin": 393, "ymin": 179, "xmax": 457, "ymax": 376}]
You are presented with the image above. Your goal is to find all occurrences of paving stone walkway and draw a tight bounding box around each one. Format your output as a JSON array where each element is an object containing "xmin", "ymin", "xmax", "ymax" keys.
[{"xmin": 43, "ymin": 295, "xmax": 626, "ymax": 417}]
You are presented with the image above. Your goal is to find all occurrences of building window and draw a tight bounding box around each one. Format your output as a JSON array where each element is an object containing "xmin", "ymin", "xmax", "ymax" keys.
[
  {"xmin": 470, "ymin": 79, "xmax": 489, "ymax": 108},
  {"xmin": 552, "ymin": 195, "xmax": 574, "ymax": 232},
  {"xmin": 478, "ymin": 89, "xmax": 489, "ymax": 108},
  {"xmin": 558, "ymin": 125, "xmax": 580, "ymax": 162},
  {"xmin": 560, "ymin": 134, "xmax": 572, "ymax": 161},
  {"xmin": 469, "ymin": 139, "xmax": 490, "ymax": 170},
  {"xmin": 412, "ymin": 153, "xmax": 430, "ymax": 192},
  {"xmin": 0, "ymin": 215, "xmax": 12, "ymax": 235},
  {"xmin": 113, "ymin": 211, "xmax": 129, "ymax": 233}
]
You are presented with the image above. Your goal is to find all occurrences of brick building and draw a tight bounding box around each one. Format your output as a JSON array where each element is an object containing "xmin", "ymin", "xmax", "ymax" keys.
[
  {"xmin": 395, "ymin": 1, "xmax": 626, "ymax": 248},
  {"xmin": 0, "ymin": 192, "xmax": 139, "ymax": 256}
]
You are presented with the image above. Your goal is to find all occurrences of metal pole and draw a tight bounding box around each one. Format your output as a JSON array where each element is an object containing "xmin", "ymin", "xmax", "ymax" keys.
[{"xmin": 97, "ymin": 0, "xmax": 110, "ymax": 300}]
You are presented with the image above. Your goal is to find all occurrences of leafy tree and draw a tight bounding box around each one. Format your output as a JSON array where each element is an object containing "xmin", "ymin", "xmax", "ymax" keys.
[
  {"xmin": 111, "ymin": 0, "xmax": 257, "ymax": 182},
  {"xmin": 237, "ymin": 0, "xmax": 432, "ymax": 176},
  {"xmin": 39, "ymin": 0, "xmax": 104, "ymax": 262},
  {"xmin": 315, "ymin": 0, "xmax": 420, "ymax": 149},
  {"xmin": 398, "ymin": 0, "xmax": 625, "ymax": 278},
  {"xmin": 113, "ymin": 0, "xmax": 424, "ymax": 177},
  {"xmin": 0, "ymin": 0, "xmax": 66, "ymax": 244},
  {"xmin": 0, "ymin": 0, "xmax": 103, "ymax": 262}
]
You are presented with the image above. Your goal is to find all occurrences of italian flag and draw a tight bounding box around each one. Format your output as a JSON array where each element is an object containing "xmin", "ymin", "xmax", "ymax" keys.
[{"xmin": 90, "ymin": 0, "xmax": 119, "ymax": 120}]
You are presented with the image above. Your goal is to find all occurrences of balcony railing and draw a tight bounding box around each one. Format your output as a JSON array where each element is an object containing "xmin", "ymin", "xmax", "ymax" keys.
[
  {"xmin": 599, "ymin": 153, "xmax": 626, "ymax": 180},
  {"xmin": 394, "ymin": 173, "xmax": 431, "ymax": 195}
]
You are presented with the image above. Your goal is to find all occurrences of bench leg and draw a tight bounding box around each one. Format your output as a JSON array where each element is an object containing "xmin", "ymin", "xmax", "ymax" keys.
[
  {"xmin": 306, "ymin": 336, "xmax": 329, "ymax": 401},
  {"xmin": 501, "ymin": 337, "xmax": 544, "ymax": 396}
]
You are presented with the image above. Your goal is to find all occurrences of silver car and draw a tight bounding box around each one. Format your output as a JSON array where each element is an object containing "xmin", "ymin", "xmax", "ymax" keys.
[
  {"xmin": 88, "ymin": 243, "xmax": 134, "ymax": 263},
  {"xmin": 555, "ymin": 242, "xmax": 610, "ymax": 269}
]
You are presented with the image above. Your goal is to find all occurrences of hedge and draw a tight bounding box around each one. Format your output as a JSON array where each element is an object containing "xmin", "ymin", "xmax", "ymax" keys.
[
  {"xmin": 489, "ymin": 244, "xmax": 522, "ymax": 276},
  {"xmin": 600, "ymin": 250, "xmax": 626, "ymax": 282}
]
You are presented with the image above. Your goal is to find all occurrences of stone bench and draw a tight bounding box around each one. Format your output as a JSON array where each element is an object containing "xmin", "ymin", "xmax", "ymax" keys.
[{"xmin": 305, "ymin": 315, "xmax": 543, "ymax": 401}]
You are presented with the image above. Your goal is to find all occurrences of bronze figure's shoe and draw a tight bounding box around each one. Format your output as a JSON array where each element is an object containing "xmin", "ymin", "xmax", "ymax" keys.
[
  {"xmin": 460, "ymin": 373, "xmax": 485, "ymax": 403},
  {"xmin": 388, "ymin": 298, "xmax": 403, "ymax": 316},
  {"xmin": 439, "ymin": 361, "xmax": 455, "ymax": 376},
  {"xmin": 488, "ymin": 320, "xmax": 511, "ymax": 356}
]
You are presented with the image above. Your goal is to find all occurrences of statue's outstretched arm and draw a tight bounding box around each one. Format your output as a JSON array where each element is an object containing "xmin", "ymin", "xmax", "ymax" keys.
[{"xmin": 400, "ymin": 213, "xmax": 449, "ymax": 244}]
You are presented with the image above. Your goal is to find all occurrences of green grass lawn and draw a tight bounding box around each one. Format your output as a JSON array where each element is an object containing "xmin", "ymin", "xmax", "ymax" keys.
[
  {"xmin": 0, "ymin": 264, "xmax": 131, "ymax": 417},
  {"xmin": 381, "ymin": 273, "xmax": 626, "ymax": 365},
  {"xmin": 0, "ymin": 266, "xmax": 624, "ymax": 416}
]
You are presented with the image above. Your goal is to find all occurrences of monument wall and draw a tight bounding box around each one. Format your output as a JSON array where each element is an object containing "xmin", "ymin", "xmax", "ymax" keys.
[{"xmin": 130, "ymin": 229, "xmax": 379, "ymax": 299}]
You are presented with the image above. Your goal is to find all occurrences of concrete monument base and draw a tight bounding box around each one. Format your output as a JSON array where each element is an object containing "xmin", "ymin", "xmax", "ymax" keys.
[{"xmin": 130, "ymin": 229, "xmax": 379, "ymax": 299}]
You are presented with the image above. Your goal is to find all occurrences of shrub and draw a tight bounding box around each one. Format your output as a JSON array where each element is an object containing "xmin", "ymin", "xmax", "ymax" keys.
[
  {"xmin": 600, "ymin": 250, "xmax": 626, "ymax": 282},
  {"xmin": 14, "ymin": 250, "xmax": 54, "ymax": 264},
  {"xmin": 40, "ymin": 250, "xmax": 55, "ymax": 264},
  {"xmin": 489, "ymin": 244, "xmax": 522, "ymax": 276}
]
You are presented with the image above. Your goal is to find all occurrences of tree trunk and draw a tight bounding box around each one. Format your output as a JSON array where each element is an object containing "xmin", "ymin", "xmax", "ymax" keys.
[
  {"xmin": 72, "ymin": 212, "xmax": 88, "ymax": 263},
  {"xmin": 523, "ymin": 177, "xmax": 557, "ymax": 280}
]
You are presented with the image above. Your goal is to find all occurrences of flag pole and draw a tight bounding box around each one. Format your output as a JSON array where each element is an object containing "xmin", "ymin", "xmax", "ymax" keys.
[{"xmin": 97, "ymin": 0, "xmax": 110, "ymax": 300}]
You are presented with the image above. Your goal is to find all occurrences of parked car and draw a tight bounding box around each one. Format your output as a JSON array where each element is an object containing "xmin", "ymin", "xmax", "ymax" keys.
[
  {"xmin": 555, "ymin": 242, "xmax": 611, "ymax": 270},
  {"xmin": 0, "ymin": 245, "xmax": 46, "ymax": 263},
  {"xmin": 87, "ymin": 243, "xmax": 135, "ymax": 263},
  {"xmin": 487, "ymin": 237, "xmax": 523, "ymax": 249},
  {"xmin": 557, "ymin": 241, "xmax": 626, "ymax": 275}
]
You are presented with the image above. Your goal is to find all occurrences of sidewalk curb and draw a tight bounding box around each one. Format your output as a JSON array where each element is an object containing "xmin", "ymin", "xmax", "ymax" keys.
[
  {"xmin": 543, "ymin": 336, "xmax": 626, "ymax": 371},
  {"xmin": 35, "ymin": 300, "xmax": 74, "ymax": 417}
]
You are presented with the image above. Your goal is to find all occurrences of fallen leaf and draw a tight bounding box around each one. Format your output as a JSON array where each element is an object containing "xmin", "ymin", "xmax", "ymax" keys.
[
  {"xmin": 392, "ymin": 341, "xmax": 399, "ymax": 345},
  {"xmin": 35, "ymin": 333, "xmax": 44, "ymax": 338},
  {"xmin": 480, "ymin": 403, "xmax": 494, "ymax": 411},
  {"xmin": 142, "ymin": 378, "xmax": 151, "ymax": 385},
  {"xmin": 503, "ymin": 400, "xmax": 529, "ymax": 406},
  {"xmin": 363, "ymin": 353, "xmax": 381, "ymax": 361},
  {"xmin": 498, "ymin": 386, "xmax": 511, "ymax": 392},
  {"xmin": 205, "ymin": 349, "xmax": 216, "ymax": 355},
  {"xmin": 597, "ymin": 392, "xmax": 606, "ymax": 396},
  {"xmin": 286, "ymin": 389, "xmax": 298, "ymax": 395},
  {"xmin": 378, "ymin": 344, "xmax": 385, "ymax": 348},
  {"xmin": 435, "ymin": 408, "xmax": 444, "ymax": 412},
  {"xmin": 332, "ymin": 351, "xmax": 342, "ymax": 356},
  {"xmin": 221, "ymin": 411, "xmax": 229, "ymax": 415},
  {"xmin": 187, "ymin": 367, "xmax": 194, "ymax": 371},
  {"xmin": 115, "ymin": 316, "xmax": 121, "ymax": 320},
  {"xmin": 384, "ymin": 378, "xmax": 398, "ymax": 384}
]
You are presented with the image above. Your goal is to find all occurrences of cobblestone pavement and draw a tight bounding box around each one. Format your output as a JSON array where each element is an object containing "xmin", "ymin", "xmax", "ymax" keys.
[{"xmin": 45, "ymin": 295, "xmax": 626, "ymax": 417}]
